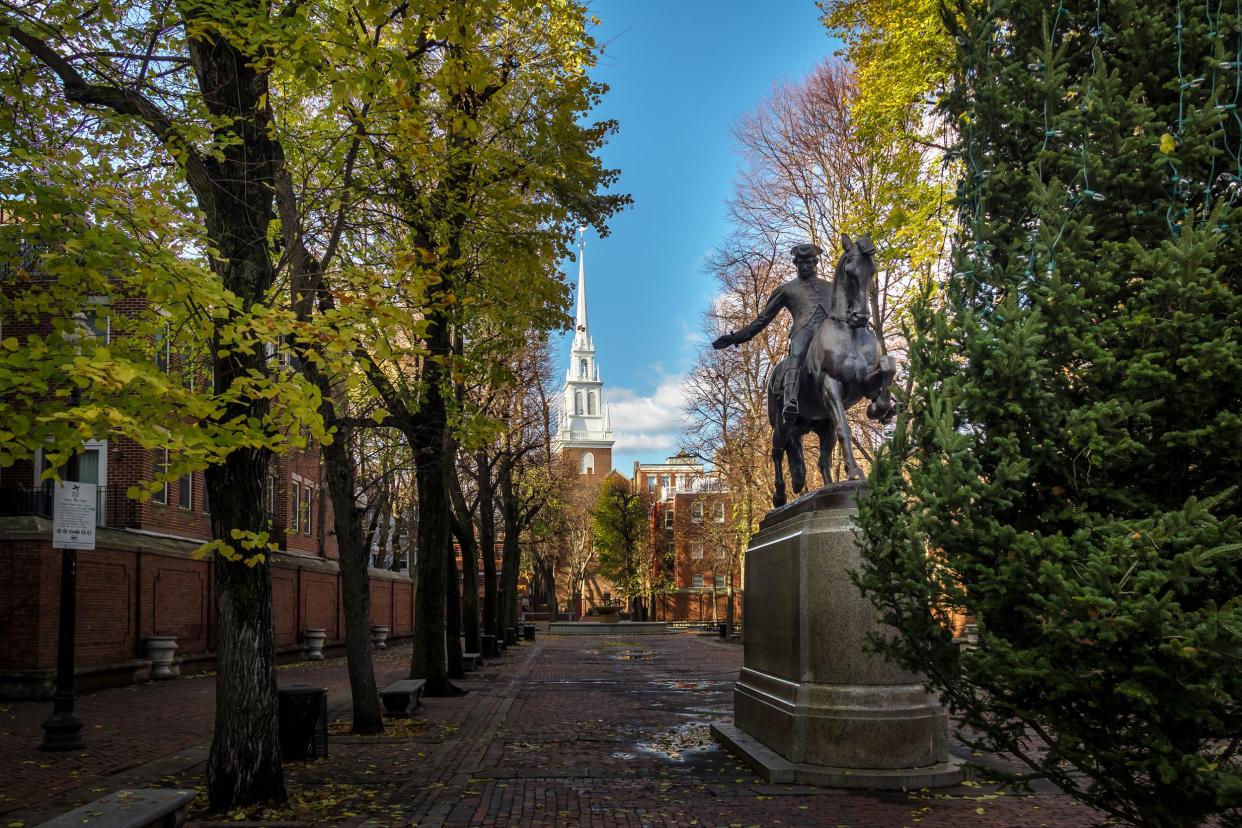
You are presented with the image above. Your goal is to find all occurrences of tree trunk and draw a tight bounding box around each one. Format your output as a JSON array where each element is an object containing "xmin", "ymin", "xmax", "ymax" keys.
[
  {"xmin": 445, "ymin": 538, "xmax": 465, "ymax": 679},
  {"xmin": 477, "ymin": 450, "xmax": 498, "ymax": 637},
  {"xmin": 449, "ymin": 479, "xmax": 482, "ymax": 655},
  {"xmin": 498, "ymin": 461, "xmax": 521, "ymax": 644},
  {"xmin": 408, "ymin": 308, "xmax": 461, "ymax": 697},
  {"xmin": 320, "ymin": 425, "xmax": 384, "ymax": 734},
  {"xmin": 205, "ymin": 455, "xmax": 283, "ymax": 810}
]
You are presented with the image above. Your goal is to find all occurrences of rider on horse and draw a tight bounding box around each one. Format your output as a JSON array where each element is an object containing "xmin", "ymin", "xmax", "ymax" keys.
[{"xmin": 711, "ymin": 243, "xmax": 835, "ymax": 423}]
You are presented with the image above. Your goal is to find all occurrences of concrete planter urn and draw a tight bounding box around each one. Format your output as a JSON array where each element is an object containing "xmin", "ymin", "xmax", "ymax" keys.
[
  {"xmin": 370, "ymin": 625, "xmax": 391, "ymax": 650},
  {"xmin": 145, "ymin": 635, "xmax": 179, "ymax": 680},
  {"xmin": 303, "ymin": 628, "xmax": 328, "ymax": 661}
]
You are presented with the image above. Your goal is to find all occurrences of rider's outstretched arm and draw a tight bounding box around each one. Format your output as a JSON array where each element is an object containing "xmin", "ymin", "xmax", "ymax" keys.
[{"xmin": 729, "ymin": 287, "xmax": 785, "ymax": 345}]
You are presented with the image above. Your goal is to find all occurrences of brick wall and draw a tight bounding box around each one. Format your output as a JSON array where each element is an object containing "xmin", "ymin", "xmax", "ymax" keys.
[{"xmin": 0, "ymin": 518, "xmax": 413, "ymax": 697}]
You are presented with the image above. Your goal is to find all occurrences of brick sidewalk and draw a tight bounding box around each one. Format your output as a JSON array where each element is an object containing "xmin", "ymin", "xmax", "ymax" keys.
[
  {"xmin": 2, "ymin": 635, "xmax": 1109, "ymax": 827},
  {"xmin": 0, "ymin": 644, "xmax": 415, "ymax": 823}
]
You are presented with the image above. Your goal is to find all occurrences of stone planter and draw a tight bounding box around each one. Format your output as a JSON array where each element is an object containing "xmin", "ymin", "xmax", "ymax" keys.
[
  {"xmin": 303, "ymin": 628, "xmax": 328, "ymax": 661},
  {"xmin": 370, "ymin": 625, "xmax": 390, "ymax": 650},
  {"xmin": 145, "ymin": 636, "xmax": 179, "ymax": 680}
]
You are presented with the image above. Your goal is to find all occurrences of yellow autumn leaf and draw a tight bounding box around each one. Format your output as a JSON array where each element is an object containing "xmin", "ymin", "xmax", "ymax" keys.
[
  {"xmin": 1, "ymin": 337, "xmax": 18, "ymax": 351},
  {"xmin": 1160, "ymin": 132, "xmax": 1177, "ymax": 154}
]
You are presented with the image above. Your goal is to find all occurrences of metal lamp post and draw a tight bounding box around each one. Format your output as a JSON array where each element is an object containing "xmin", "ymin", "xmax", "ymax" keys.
[
  {"xmin": 40, "ymin": 541, "xmax": 83, "ymax": 751},
  {"xmin": 39, "ymin": 427, "xmax": 94, "ymax": 751}
]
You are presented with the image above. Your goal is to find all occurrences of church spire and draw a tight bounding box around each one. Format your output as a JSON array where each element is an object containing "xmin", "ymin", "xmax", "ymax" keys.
[{"xmin": 573, "ymin": 227, "xmax": 591, "ymax": 349}]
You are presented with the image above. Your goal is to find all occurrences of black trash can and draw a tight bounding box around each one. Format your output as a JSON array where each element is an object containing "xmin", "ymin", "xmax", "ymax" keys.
[
  {"xmin": 718, "ymin": 623, "xmax": 728, "ymax": 640},
  {"xmin": 277, "ymin": 685, "xmax": 328, "ymax": 760},
  {"xmin": 523, "ymin": 624, "xmax": 536, "ymax": 641}
]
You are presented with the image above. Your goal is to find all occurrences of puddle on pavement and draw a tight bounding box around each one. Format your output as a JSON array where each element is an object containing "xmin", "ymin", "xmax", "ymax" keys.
[
  {"xmin": 636, "ymin": 721, "xmax": 723, "ymax": 762},
  {"xmin": 660, "ymin": 679, "xmax": 727, "ymax": 691},
  {"xmin": 611, "ymin": 648, "xmax": 656, "ymax": 661}
]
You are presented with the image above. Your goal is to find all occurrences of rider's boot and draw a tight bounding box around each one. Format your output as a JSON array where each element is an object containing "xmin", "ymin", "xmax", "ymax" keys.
[{"xmin": 782, "ymin": 370, "xmax": 799, "ymax": 423}]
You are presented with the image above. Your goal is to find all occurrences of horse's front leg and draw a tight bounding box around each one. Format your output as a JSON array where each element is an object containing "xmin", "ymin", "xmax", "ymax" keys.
[
  {"xmin": 787, "ymin": 426, "xmax": 807, "ymax": 495},
  {"xmin": 822, "ymin": 376, "xmax": 863, "ymax": 481},
  {"xmin": 864, "ymin": 354, "xmax": 897, "ymax": 423},
  {"xmin": 813, "ymin": 416, "xmax": 836, "ymax": 485},
  {"xmin": 771, "ymin": 425, "xmax": 788, "ymax": 508}
]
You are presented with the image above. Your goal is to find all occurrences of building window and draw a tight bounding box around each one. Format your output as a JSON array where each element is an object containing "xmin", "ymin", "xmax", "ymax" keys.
[
  {"xmin": 691, "ymin": 542, "xmax": 704, "ymax": 560},
  {"xmin": 155, "ymin": 324, "xmax": 170, "ymax": 373},
  {"xmin": 714, "ymin": 502, "xmax": 726, "ymax": 523},
  {"xmin": 715, "ymin": 575, "xmax": 726, "ymax": 589},
  {"xmin": 664, "ymin": 509, "xmax": 674, "ymax": 529},
  {"xmin": 178, "ymin": 474, "xmax": 192, "ymax": 510},
  {"xmin": 580, "ymin": 452, "xmax": 595, "ymax": 475},
  {"xmin": 81, "ymin": 307, "xmax": 110, "ymax": 343},
  {"xmin": 587, "ymin": 392, "xmax": 596, "ymax": 415},
  {"xmin": 151, "ymin": 449, "xmax": 168, "ymax": 504},
  {"xmin": 691, "ymin": 574, "xmax": 704, "ymax": 589},
  {"xmin": 291, "ymin": 480, "xmax": 301, "ymax": 530},
  {"xmin": 660, "ymin": 474, "xmax": 669, "ymax": 491},
  {"xmin": 302, "ymin": 486, "xmax": 313, "ymax": 535},
  {"xmin": 667, "ymin": 540, "xmax": 675, "ymax": 553},
  {"xmin": 691, "ymin": 501, "xmax": 704, "ymax": 522},
  {"xmin": 647, "ymin": 475, "xmax": 655, "ymax": 493},
  {"xmin": 579, "ymin": 358, "xmax": 588, "ymax": 379},
  {"xmin": 574, "ymin": 391, "xmax": 583, "ymax": 415}
]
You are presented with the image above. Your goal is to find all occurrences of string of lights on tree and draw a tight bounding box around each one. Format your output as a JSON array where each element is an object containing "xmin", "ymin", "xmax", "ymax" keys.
[{"xmin": 953, "ymin": 0, "xmax": 1242, "ymax": 313}]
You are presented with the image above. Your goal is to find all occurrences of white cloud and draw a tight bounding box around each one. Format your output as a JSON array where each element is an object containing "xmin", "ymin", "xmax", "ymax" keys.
[
  {"xmin": 606, "ymin": 374, "xmax": 693, "ymax": 468},
  {"xmin": 612, "ymin": 432, "xmax": 678, "ymax": 454},
  {"xmin": 608, "ymin": 375, "xmax": 690, "ymax": 434}
]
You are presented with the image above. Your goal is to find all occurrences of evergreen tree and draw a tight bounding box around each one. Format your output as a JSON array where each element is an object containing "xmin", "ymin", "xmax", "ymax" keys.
[
  {"xmin": 856, "ymin": 1, "xmax": 1242, "ymax": 825},
  {"xmin": 593, "ymin": 476, "xmax": 651, "ymax": 619}
]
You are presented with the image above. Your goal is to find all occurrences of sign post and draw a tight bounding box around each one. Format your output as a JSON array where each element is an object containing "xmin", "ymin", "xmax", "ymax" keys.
[{"xmin": 40, "ymin": 481, "xmax": 96, "ymax": 751}]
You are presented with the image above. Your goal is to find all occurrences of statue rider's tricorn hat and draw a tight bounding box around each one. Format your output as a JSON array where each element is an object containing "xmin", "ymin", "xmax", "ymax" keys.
[{"xmin": 790, "ymin": 243, "xmax": 823, "ymax": 261}]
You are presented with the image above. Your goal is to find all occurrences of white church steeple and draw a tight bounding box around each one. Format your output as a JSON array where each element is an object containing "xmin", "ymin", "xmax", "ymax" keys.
[{"xmin": 555, "ymin": 228, "xmax": 614, "ymax": 472}]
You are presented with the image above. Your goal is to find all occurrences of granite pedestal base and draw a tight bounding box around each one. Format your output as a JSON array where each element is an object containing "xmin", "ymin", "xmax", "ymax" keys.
[{"xmin": 716, "ymin": 483, "xmax": 963, "ymax": 789}]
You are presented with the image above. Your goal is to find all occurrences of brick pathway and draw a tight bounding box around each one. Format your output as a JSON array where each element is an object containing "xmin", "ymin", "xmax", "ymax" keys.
[{"xmin": 1, "ymin": 634, "xmax": 1109, "ymax": 827}]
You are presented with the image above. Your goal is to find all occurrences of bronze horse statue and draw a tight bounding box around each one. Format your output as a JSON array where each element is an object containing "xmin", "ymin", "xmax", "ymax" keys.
[{"xmin": 767, "ymin": 235, "xmax": 896, "ymax": 507}]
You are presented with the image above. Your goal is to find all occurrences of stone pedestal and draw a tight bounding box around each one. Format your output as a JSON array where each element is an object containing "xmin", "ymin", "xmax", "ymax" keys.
[
  {"xmin": 370, "ymin": 625, "xmax": 390, "ymax": 650},
  {"xmin": 713, "ymin": 483, "xmax": 963, "ymax": 789}
]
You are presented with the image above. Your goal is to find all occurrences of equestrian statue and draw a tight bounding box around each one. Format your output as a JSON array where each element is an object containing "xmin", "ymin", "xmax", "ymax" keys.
[{"xmin": 712, "ymin": 236, "xmax": 896, "ymax": 508}]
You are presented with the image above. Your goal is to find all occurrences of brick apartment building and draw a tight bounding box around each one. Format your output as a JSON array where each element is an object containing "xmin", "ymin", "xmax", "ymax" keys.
[
  {"xmin": 0, "ymin": 234, "xmax": 414, "ymax": 699},
  {"xmin": 632, "ymin": 452, "xmax": 742, "ymax": 624}
]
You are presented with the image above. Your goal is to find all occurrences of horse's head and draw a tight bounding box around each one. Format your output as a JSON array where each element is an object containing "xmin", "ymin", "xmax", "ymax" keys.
[{"xmin": 834, "ymin": 233, "xmax": 875, "ymax": 329}]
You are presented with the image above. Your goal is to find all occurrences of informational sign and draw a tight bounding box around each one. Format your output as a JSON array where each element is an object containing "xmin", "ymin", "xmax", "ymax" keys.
[{"xmin": 52, "ymin": 481, "xmax": 97, "ymax": 550}]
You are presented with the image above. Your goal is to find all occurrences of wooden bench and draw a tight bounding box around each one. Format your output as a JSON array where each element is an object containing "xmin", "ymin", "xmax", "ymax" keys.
[
  {"xmin": 379, "ymin": 678, "xmax": 426, "ymax": 717},
  {"xmin": 462, "ymin": 652, "xmax": 481, "ymax": 671},
  {"xmin": 40, "ymin": 788, "xmax": 197, "ymax": 827}
]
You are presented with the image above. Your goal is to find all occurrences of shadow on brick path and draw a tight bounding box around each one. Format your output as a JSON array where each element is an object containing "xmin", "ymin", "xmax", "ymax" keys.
[{"xmin": 1, "ymin": 634, "xmax": 1110, "ymax": 827}]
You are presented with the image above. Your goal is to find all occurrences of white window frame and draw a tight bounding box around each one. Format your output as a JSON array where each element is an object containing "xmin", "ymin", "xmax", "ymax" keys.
[
  {"xmin": 690, "ymin": 542, "xmax": 704, "ymax": 560},
  {"xmin": 691, "ymin": 501, "xmax": 704, "ymax": 523},
  {"xmin": 151, "ymin": 448, "xmax": 169, "ymax": 505},
  {"xmin": 664, "ymin": 509, "xmax": 674, "ymax": 529},
  {"xmin": 691, "ymin": 574, "xmax": 704, "ymax": 589}
]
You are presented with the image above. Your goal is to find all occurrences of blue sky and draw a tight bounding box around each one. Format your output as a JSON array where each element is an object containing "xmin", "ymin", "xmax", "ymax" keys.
[{"xmin": 558, "ymin": 1, "xmax": 842, "ymax": 474}]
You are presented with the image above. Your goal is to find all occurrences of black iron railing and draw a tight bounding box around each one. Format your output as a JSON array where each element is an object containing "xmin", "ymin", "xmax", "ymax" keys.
[{"xmin": 0, "ymin": 486, "xmax": 131, "ymax": 528}]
